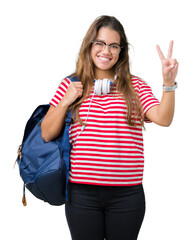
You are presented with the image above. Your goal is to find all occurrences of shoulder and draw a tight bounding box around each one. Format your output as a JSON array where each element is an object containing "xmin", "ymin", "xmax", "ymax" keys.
[
  {"xmin": 131, "ymin": 75, "xmax": 149, "ymax": 93},
  {"xmin": 55, "ymin": 75, "xmax": 80, "ymax": 93},
  {"xmin": 60, "ymin": 77, "xmax": 71, "ymax": 87},
  {"xmin": 57, "ymin": 77, "xmax": 73, "ymax": 93}
]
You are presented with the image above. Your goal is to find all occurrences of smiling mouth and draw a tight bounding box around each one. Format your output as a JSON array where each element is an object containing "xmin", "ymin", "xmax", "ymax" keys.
[{"xmin": 98, "ymin": 56, "xmax": 112, "ymax": 63}]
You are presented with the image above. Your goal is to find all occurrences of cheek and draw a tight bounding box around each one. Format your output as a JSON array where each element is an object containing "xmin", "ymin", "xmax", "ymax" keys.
[
  {"xmin": 91, "ymin": 47, "xmax": 96, "ymax": 61},
  {"xmin": 111, "ymin": 56, "xmax": 119, "ymax": 68},
  {"xmin": 114, "ymin": 55, "xmax": 119, "ymax": 64},
  {"xmin": 91, "ymin": 48, "xmax": 101, "ymax": 67}
]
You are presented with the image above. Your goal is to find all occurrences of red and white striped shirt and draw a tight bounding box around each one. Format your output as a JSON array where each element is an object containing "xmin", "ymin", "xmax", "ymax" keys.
[{"xmin": 50, "ymin": 76, "xmax": 160, "ymax": 186}]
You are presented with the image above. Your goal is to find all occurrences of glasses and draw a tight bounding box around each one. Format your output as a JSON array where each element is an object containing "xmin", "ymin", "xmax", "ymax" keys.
[{"xmin": 92, "ymin": 40, "xmax": 123, "ymax": 55}]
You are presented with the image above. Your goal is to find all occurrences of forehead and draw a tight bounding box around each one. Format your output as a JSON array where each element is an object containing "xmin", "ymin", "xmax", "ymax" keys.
[{"xmin": 96, "ymin": 27, "xmax": 120, "ymax": 44}]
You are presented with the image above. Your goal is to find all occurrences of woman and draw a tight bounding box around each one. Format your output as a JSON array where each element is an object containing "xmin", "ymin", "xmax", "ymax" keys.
[{"xmin": 41, "ymin": 15, "xmax": 178, "ymax": 240}]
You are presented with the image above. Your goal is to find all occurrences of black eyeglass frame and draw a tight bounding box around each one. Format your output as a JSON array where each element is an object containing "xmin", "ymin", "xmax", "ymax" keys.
[{"xmin": 92, "ymin": 40, "xmax": 123, "ymax": 51}]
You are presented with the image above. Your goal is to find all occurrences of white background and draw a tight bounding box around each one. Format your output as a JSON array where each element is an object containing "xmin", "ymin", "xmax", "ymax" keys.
[{"xmin": 0, "ymin": 0, "xmax": 191, "ymax": 239}]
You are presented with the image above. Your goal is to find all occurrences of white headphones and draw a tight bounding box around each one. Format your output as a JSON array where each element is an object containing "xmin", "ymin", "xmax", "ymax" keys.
[{"xmin": 94, "ymin": 75, "xmax": 117, "ymax": 95}]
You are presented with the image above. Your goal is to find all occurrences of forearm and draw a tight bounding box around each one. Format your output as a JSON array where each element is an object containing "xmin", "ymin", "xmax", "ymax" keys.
[
  {"xmin": 157, "ymin": 90, "xmax": 175, "ymax": 126},
  {"xmin": 41, "ymin": 102, "xmax": 69, "ymax": 142}
]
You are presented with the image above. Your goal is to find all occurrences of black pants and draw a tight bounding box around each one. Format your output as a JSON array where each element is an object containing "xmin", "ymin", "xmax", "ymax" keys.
[{"xmin": 65, "ymin": 182, "xmax": 145, "ymax": 240}]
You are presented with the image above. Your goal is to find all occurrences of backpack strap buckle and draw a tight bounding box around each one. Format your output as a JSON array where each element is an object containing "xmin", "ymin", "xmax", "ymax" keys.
[{"xmin": 17, "ymin": 145, "xmax": 22, "ymax": 159}]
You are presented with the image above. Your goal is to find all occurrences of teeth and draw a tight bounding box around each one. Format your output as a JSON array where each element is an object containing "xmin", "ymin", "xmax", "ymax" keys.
[{"xmin": 99, "ymin": 56, "xmax": 110, "ymax": 61}]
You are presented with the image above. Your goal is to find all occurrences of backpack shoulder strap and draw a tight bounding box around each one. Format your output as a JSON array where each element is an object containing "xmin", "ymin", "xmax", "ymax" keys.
[
  {"xmin": 66, "ymin": 75, "xmax": 80, "ymax": 83},
  {"xmin": 62, "ymin": 75, "xmax": 80, "ymax": 201}
]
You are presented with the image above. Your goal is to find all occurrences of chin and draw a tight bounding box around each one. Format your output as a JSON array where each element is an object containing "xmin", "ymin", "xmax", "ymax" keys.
[{"xmin": 95, "ymin": 63, "xmax": 114, "ymax": 72}]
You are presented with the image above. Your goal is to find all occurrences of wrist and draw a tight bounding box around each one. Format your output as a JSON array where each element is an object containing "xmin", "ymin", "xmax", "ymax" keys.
[
  {"xmin": 163, "ymin": 80, "xmax": 175, "ymax": 86},
  {"xmin": 163, "ymin": 82, "xmax": 178, "ymax": 92}
]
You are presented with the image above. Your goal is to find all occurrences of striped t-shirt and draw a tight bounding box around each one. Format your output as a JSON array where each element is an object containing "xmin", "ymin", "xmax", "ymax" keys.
[{"xmin": 50, "ymin": 76, "xmax": 160, "ymax": 186}]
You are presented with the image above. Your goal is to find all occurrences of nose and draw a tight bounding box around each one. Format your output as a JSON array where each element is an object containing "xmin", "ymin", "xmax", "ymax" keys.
[{"xmin": 101, "ymin": 45, "xmax": 111, "ymax": 54}]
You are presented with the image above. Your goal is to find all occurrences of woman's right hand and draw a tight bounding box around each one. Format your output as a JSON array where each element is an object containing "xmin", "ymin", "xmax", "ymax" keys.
[
  {"xmin": 41, "ymin": 81, "xmax": 83, "ymax": 142},
  {"xmin": 62, "ymin": 81, "xmax": 83, "ymax": 107}
]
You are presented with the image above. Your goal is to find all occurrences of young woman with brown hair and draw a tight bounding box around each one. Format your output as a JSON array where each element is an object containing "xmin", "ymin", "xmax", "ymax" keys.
[{"xmin": 41, "ymin": 15, "xmax": 178, "ymax": 240}]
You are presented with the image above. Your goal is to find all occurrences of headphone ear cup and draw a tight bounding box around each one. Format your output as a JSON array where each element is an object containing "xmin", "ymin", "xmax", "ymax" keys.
[
  {"xmin": 102, "ymin": 78, "xmax": 111, "ymax": 95},
  {"xmin": 94, "ymin": 79, "xmax": 112, "ymax": 95},
  {"xmin": 94, "ymin": 79, "xmax": 102, "ymax": 95}
]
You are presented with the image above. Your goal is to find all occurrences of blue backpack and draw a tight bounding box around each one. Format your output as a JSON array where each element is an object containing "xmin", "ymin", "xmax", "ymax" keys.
[{"xmin": 16, "ymin": 77, "xmax": 77, "ymax": 206}]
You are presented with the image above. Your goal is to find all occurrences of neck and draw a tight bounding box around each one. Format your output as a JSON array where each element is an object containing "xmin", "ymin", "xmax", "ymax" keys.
[{"xmin": 94, "ymin": 69, "xmax": 115, "ymax": 80}]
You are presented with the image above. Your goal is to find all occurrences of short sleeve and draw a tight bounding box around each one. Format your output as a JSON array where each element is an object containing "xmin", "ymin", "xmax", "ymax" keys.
[
  {"xmin": 139, "ymin": 79, "xmax": 160, "ymax": 122},
  {"xmin": 50, "ymin": 78, "xmax": 71, "ymax": 107},
  {"xmin": 132, "ymin": 77, "xmax": 160, "ymax": 123}
]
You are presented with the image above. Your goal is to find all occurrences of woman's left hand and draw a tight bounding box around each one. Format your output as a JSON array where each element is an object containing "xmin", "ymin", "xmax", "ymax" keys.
[{"xmin": 156, "ymin": 40, "xmax": 179, "ymax": 86}]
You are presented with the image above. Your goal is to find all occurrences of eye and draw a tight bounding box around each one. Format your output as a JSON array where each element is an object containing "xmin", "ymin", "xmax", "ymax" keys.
[
  {"xmin": 95, "ymin": 41, "xmax": 105, "ymax": 47},
  {"xmin": 110, "ymin": 44, "xmax": 119, "ymax": 49}
]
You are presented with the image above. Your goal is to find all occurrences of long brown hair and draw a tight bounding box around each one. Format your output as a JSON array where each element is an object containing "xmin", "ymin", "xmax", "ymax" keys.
[{"xmin": 70, "ymin": 15, "xmax": 144, "ymax": 127}]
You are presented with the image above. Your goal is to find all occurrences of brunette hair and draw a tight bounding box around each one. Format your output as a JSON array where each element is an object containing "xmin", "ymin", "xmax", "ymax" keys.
[{"xmin": 70, "ymin": 15, "xmax": 143, "ymax": 126}]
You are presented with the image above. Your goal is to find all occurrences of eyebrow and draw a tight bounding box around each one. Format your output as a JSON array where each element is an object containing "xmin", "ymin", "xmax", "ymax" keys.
[{"xmin": 95, "ymin": 39, "xmax": 121, "ymax": 46}]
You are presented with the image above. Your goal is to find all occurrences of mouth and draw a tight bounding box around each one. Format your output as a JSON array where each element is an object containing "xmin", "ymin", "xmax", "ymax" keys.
[{"xmin": 97, "ymin": 55, "xmax": 112, "ymax": 63}]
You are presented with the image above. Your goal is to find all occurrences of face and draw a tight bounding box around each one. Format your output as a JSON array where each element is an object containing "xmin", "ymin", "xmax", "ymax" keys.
[{"xmin": 91, "ymin": 27, "xmax": 121, "ymax": 79}]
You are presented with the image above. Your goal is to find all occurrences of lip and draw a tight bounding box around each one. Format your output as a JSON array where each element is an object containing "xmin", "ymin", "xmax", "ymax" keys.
[{"xmin": 97, "ymin": 55, "xmax": 112, "ymax": 63}]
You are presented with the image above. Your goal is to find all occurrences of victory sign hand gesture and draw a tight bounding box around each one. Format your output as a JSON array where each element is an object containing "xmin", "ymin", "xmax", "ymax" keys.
[{"xmin": 156, "ymin": 40, "xmax": 179, "ymax": 86}]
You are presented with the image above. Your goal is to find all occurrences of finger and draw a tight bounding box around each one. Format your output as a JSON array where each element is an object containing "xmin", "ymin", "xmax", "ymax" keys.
[
  {"xmin": 168, "ymin": 59, "xmax": 177, "ymax": 69},
  {"xmin": 166, "ymin": 61, "xmax": 178, "ymax": 72},
  {"xmin": 175, "ymin": 62, "xmax": 179, "ymax": 69},
  {"xmin": 167, "ymin": 64, "xmax": 175, "ymax": 72},
  {"xmin": 77, "ymin": 89, "xmax": 83, "ymax": 98},
  {"xmin": 72, "ymin": 82, "xmax": 83, "ymax": 86},
  {"xmin": 71, "ymin": 82, "xmax": 83, "ymax": 89},
  {"xmin": 156, "ymin": 44, "xmax": 165, "ymax": 61},
  {"xmin": 167, "ymin": 40, "xmax": 174, "ymax": 59},
  {"xmin": 76, "ymin": 85, "xmax": 83, "ymax": 90},
  {"xmin": 172, "ymin": 62, "xmax": 179, "ymax": 71},
  {"xmin": 171, "ymin": 58, "xmax": 177, "ymax": 65}
]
